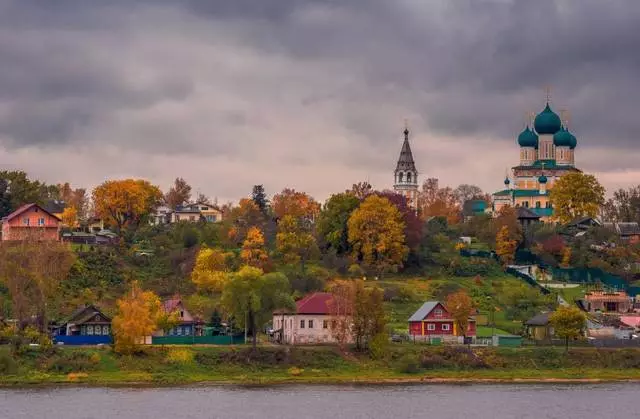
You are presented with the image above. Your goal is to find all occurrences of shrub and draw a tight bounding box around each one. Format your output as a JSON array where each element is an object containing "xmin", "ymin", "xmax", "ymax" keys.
[
  {"xmin": 165, "ymin": 348, "xmax": 194, "ymax": 364},
  {"xmin": 398, "ymin": 355, "xmax": 421, "ymax": 374},
  {"xmin": 0, "ymin": 351, "xmax": 18, "ymax": 374},
  {"xmin": 42, "ymin": 351, "xmax": 101, "ymax": 374},
  {"xmin": 195, "ymin": 351, "xmax": 221, "ymax": 366},
  {"xmin": 348, "ymin": 264, "xmax": 365, "ymax": 278},
  {"xmin": 368, "ymin": 333, "xmax": 389, "ymax": 360}
]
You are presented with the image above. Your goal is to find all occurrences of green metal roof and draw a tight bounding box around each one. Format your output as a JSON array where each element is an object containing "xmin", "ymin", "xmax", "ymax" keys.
[
  {"xmin": 512, "ymin": 159, "xmax": 580, "ymax": 170},
  {"xmin": 530, "ymin": 207, "xmax": 554, "ymax": 217},
  {"xmin": 517, "ymin": 126, "xmax": 538, "ymax": 148},
  {"xmin": 534, "ymin": 103, "xmax": 562, "ymax": 135}
]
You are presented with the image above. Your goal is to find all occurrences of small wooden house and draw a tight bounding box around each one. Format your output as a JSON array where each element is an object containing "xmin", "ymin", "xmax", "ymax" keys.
[
  {"xmin": 408, "ymin": 301, "xmax": 476, "ymax": 343},
  {"xmin": 1, "ymin": 203, "xmax": 61, "ymax": 241},
  {"xmin": 158, "ymin": 297, "xmax": 203, "ymax": 336},
  {"xmin": 54, "ymin": 305, "xmax": 112, "ymax": 345}
]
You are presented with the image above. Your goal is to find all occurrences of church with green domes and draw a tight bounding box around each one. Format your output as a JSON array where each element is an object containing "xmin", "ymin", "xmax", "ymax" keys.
[{"xmin": 492, "ymin": 99, "xmax": 581, "ymax": 221}]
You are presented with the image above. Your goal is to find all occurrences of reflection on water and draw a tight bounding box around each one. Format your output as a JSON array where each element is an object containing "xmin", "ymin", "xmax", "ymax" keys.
[{"xmin": 1, "ymin": 384, "xmax": 637, "ymax": 419}]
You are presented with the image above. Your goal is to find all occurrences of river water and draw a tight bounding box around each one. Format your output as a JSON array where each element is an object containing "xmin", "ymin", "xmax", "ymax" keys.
[{"xmin": 1, "ymin": 384, "xmax": 637, "ymax": 419}]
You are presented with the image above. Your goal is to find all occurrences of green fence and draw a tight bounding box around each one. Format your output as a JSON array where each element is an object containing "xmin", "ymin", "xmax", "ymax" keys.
[
  {"xmin": 152, "ymin": 335, "xmax": 245, "ymax": 345},
  {"xmin": 552, "ymin": 267, "xmax": 640, "ymax": 295}
]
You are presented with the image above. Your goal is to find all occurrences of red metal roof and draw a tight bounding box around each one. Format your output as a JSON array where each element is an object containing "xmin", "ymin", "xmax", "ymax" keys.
[{"xmin": 295, "ymin": 292, "xmax": 334, "ymax": 314}]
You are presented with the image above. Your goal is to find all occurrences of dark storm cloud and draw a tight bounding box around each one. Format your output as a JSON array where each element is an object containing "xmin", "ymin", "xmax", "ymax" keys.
[{"xmin": 0, "ymin": 0, "xmax": 638, "ymax": 198}]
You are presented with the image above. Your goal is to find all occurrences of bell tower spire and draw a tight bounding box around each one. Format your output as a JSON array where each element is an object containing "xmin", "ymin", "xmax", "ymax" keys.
[{"xmin": 393, "ymin": 122, "xmax": 419, "ymax": 209}]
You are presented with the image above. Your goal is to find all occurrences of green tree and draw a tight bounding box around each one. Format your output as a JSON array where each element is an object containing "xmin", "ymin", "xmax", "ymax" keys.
[
  {"xmin": 276, "ymin": 215, "xmax": 319, "ymax": 273},
  {"xmin": 550, "ymin": 172, "xmax": 605, "ymax": 224},
  {"xmin": 164, "ymin": 177, "xmax": 192, "ymax": 210},
  {"xmin": 0, "ymin": 179, "xmax": 12, "ymax": 218},
  {"xmin": 0, "ymin": 170, "xmax": 55, "ymax": 210},
  {"xmin": 221, "ymin": 266, "xmax": 294, "ymax": 351},
  {"xmin": 549, "ymin": 306, "xmax": 586, "ymax": 351},
  {"xmin": 316, "ymin": 192, "xmax": 360, "ymax": 255},
  {"xmin": 347, "ymin": 195, "xmax": 408, "ymax": 275},
  {"xmin": 251, "ymin": 185, "xmax": 269, "ymax": 215}
]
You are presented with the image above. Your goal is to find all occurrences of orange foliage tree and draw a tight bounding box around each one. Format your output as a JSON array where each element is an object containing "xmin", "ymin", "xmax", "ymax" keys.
[
  {"xmin": 226, "ymin": 198, "xmax": 266, "ymax": 245},
  {"xmin": 272, "ymin": 188, "xmax": 320, "ymax": 221},
  {"xmin": 418, "ymin": 178, "xmax": 461, "ymax": 224},
  {"xmin": 445, "ymin": 290, "xmax": 475, "ymax": 339},
  {"xmin": 92, "ymin": 179, "xmax": 162, "ymax": 232},
  {"xmin": 60, "ymin": 206, "xmax": 78, "ymax": 228}
]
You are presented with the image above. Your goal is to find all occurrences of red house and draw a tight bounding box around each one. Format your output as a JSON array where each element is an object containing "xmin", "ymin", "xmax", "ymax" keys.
[
  {"xmin": 408, "ymin": 301, "xmax": 476, "ymax": 342},
  {"xmin": 1, "ymin": 204, "xmax": 61, "ymax": 241}
]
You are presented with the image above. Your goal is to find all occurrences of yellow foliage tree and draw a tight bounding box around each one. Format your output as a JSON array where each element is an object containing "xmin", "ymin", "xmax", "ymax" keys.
[
  {"xmin": 550, "ymin": 172, "xmax": 605, "ymax": 224},
  {"xmin": 241, "ymin": 227, "xmax": 269, "ymax": 269},
  {"xmin": 275, "ymin": 215, "xmax": 319, "ymax": 273},
  {"xmin": 347, "ymin": 195, "xmax": 408, "ymax": 275},
  {"xmin": 561, "ymin": 247, "xmax": 572, "ymax": 268},
  {"xmin": 60, "ymin": 207, "xmax": 78, "ymax": 228},
  {"xmin": 191, "ymin": 247, "xmax": 234, "ymax": 292},
  {"xmin": 92, "ymin": 179, "xmax": 162, "ymax": 231},
  {"xmin": 112, "ymin": 281, "xmax": 162, "ymax": 354},
  {"xmin": 495, "ymin": 225, "xmax": 517, "ymax": 266},
  {"xmin": 225, "ymin": 198, "xmax": 265, "ymax": 245}
]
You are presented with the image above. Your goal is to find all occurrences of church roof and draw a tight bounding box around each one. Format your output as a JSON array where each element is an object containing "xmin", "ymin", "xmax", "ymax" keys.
[{"xmin": 395, "ymin": 128, "xmax": 417, "ymax": 173}]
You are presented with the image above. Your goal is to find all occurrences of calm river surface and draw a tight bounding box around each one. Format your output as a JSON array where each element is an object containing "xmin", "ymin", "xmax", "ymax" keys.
[{"xmin": 1, "ymin": 384, "xmax": 638, "ymax": 419}]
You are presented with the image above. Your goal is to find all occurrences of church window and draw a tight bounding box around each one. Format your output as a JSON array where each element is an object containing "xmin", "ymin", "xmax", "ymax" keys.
[
  {"xmin": 407, "ymin": 172, "xmax": 412, "ymax": 183},
  {"xmin": 536, "ymin": 201, "xmax": 541, "ymax": 208},
  {"xmin": 398, "ymin": 172, "xmax": 404, "ymax": 183},
  {"xmin": 523, "ymin": 201, "xmax": 529, "ymax": 208},
  {"xmin": 545, "ymin": 202, "xmax": 551, "ymax": 209}
]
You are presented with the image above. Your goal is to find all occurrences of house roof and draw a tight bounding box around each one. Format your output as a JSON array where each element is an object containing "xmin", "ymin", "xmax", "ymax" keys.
[
  {"xmin": 162, "ymin": 297, "xmax": 196, "ymax": 322},
  {"xmin": 395, "ymin": 128, "xmax": 417, "ymax": 173},
  {"xmin": 408, "ymin": 301, "xmax": 441, "ymax": 322},
  {"xmin": 296, "ymin": 292, "xmax": 334, "ymax": 314},
  {"xmin": 65, "ymin": 305, "xmax": 110, "ymax": 324},
  {"xmin": 43, "ymin": 200, "xmax": 66, "ymax": 214},
  {"xmin": 3, "ymin": 203, "xmax": 62, "ymax": 222},
  {"xmin": 516, "ymin": 207, "xmax": 541, "ymax": 220},
  {"xmin": 617, "ymin": 222, "xmax": 640, "ymax": 236},
  {"xmin": 525, "ymin": 312, "xmax": 551, "ymax": 326}
]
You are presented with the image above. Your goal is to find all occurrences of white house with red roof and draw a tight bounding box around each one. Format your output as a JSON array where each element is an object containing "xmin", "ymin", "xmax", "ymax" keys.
[
  {"xmin": 1, "ymin": 203, "xmax": 61, "ymax": 241},
  {"xmin": 272, "ymin": 292, "xmax": 352, "ymax": 345}
]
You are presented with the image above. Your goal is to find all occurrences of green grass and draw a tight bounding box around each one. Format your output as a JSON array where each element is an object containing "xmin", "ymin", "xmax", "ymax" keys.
[
  {"xmin": 5, "ymin": 345, "xmax": 640, "ymax": 386},
  {"xmin": 476, "ymin": 326, "xmax": 512, "ymax": 337}
]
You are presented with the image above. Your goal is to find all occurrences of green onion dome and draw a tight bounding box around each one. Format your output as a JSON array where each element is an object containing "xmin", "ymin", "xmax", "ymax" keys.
[
  {"xmin": 553, "ymin": 127, "xmax": 573, "ymax": 147},
  {"xmin": 517, "ymin": 126, "xmax": 538, "ymax": 148},
  {"xmin": 538, "ymin": 175, "xmax": 548, "ymax": 184},
  {"xmin": 567, "ymin": 129, "xmax": 577, "ymax": 149},
  {"xmin": 534, "ymin": 103, "xmax": 562, "ymax": 134}
]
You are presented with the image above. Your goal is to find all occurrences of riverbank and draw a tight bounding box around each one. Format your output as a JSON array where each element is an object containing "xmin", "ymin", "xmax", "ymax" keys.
[{"xmin": 3, "ymin": 345, "xmax": 640, "ymax": 387}]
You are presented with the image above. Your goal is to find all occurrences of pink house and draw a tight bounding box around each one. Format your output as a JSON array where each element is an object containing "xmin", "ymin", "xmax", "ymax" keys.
[{"xmin": 1, "ymin": 204, "xmax": 61, "ymax": 241}]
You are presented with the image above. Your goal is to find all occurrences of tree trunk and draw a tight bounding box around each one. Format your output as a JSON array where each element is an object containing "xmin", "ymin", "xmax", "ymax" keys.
[
  {"xmin": 565, "ymin": 336, "xmax": 569, "ymax": 352},
  {"xmin": 250, "ymin": 311, "xmax": 257, "ymax": 353}
]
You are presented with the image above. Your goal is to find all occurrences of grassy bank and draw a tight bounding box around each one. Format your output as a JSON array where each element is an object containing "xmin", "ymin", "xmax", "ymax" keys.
[{"xmin": 3, "ymin": 344, "xmax": 640, "ymax": 386}]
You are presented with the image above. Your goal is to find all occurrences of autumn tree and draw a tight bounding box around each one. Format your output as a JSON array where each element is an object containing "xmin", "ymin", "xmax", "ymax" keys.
[
  {"xmin": 61, "ymin": 206, "xmax": 78, "ymax": 228},
  {"xmin": 191, "ymin": 247, "xmax": 235, "ymax": 292},
  {"xmin": 550, "ymin": 172, "xmax": 605, "ymax": 224},
  {"xmin": 453, "ymin": 184, "xmax": 485, "ymax": 207},
  {"xmin": 348, "ymin": 181, "xmax": 374, "ymax": 200},
  {"xmin": 276, "ymin": 215, "xmax": 319, "ymax": 273},
  {"xmin": 92, "ymin": 179, "xmax": 163, "ymax": 232},
  {"xmin": 58, "ymin": 183, "xmax": 88, "ymax": 221},
  {"xmin": 272, "ymin": 188, "xmax": 320, "ymax": 221},
  {"xmin": 602, "ymin": 185, "xmax": 640, "ymax": 223},
  {"xmin": 241, "ymin": 227, "xmax": 269, "ymax": 269},
  {"xmin": 549, "ymin": 306, "xmax": 586, "ymax": 351},
  {"xmin": 226, "ymin": 198, "xmax": 266, "ymax": 245},
  {"xmin": 347, "ymin": 195, "xmax": 408, "ymax": 275},
  {"xmin": 0, "ymin": 239, "xmax": 75, "ymax": 331},
  {"xmin": 221, "ymin": 266, "xmax": 294, "ymax": 351},
  {"xmin": 496, "ymin": 226, "xmax": 518, "ymax": 266},
  {"xmin": 164, "ymin": 177, "xmax": 192, "ymax": 210},
  {"xmin": 112, "ymin": 281, "xmax": 163, "ymax": 354},
  {"xmin": 328, "ymin": 280, "xmax": 386, "ymax": 351},
  {"xmin": 491, "ymin": 205, "xmax": 523, "ymax": 247},
  {"xmin": 316, "ymin": 192, "xmax": 360, "ymax": 255},
  {"xmin": 376, "ymin": 191, "xmax": 422, "ymax": 251},
  {"xmin": 418, "ymin": 178, "xmax": 460, "ymax": 224},
  {"xmin": 445, "ymin": 290, "xmax": 475, "ymax": 339}
]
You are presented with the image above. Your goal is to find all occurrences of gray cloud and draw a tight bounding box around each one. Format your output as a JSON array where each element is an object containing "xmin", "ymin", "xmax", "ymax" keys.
[{"xmin": 0, "ymin": 0, "xmax": 638, "ymax": 201}]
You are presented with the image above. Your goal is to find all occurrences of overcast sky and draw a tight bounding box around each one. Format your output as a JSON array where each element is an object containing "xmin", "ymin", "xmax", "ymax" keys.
[{"xmin": 0, "ymin": 0, "xmax": 639, "ymax": 203}]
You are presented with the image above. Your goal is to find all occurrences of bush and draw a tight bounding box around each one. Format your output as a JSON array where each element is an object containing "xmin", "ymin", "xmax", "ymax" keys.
[
  {"xmin": 0, "ymin": 350, "xmax": 18, "ymax": 374},
  {"xmin": 165, "ymin": 348, "xmax": 194, "ymax": 364},
  {"xmin": 398, "ymin": 355, "xmax": 421, "ymax": 374},
  {"xmin": 195, "ymin": 351, "xmax": 221, "ymax": 366},
  {"xmin": 368, "ymin": 333, "xmax": 389, "ymax": 360},
  {"xmin": 41, "ymin": 351, "xmax": 101, "ymax": 374},
  {"xmin": 348, "ymin": 264, "xmax": 365, "ymax": 278}
]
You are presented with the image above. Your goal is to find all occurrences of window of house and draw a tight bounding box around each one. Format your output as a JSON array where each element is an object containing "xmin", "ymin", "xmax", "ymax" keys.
[
  {"xmin": 22, "ymin": 217, "xmax": 29, "ymax": 226},
  {"xmin": 427, "ymin": 323, "xmax": 435, "ymax": 331},
  {"xmin": 81, "ymin": 325, "xmax": 86, "ymax": 335},
  {"xmin": 308, "ymin": 320, "xmax": 313, "ymax": 329},
  {"xmin": 87, "ymin": 325, "xmax": 94, "ymax": 335},
  {"xmin": 202, "ymin": 206, "xmax": 209, "ymax": 210},
  {"xmin": 434, "ymin": 309, "xmax": 443, "ymax": 317},
  {"xmin": 177, "ymin": 327, "xmax": 183, "ymax": 335},
  {"xmin": 331, "ymin": 320, "xmax": 337, "ymax": 329},
  {"xmin": 323, "ymin": 320, "xmax": 328, "ymax": 329},
  {"xmin": 103, "ymin": 326, "xmax": 110, "ymax": 335},
  {"xmin": 180, "ymin": 311, "xmax": 184, "ymax": 318},
  {"xmin": 300, "ymin": 319, "xmax": 305, "ymax": 328},
  {"xmin": 442, "ymin": 324, "xmax": 451, "ymax": 331},
  {"xmin": 38, "ymin": 218, "xmax": 45, "ymax": 226}
]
